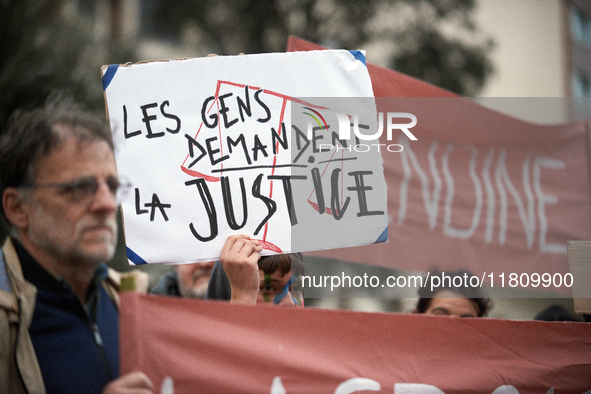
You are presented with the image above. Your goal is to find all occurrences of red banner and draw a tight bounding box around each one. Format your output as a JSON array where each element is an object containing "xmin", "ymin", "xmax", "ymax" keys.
[
  {"xmin": 287, "ymin": 38, "xmax": 591, "ymax": 292},
  {"xmin": 120, "ymin": 293, "xmax": 591, "ymax": 393}
]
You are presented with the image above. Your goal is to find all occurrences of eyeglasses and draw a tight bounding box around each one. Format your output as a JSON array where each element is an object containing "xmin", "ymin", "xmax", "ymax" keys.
[{"xmin": 19, "ymin": 175, "xmax": 132, "ymax": 204}]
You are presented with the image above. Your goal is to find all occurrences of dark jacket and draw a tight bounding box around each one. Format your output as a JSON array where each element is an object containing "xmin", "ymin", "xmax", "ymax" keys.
[
  {"xmin": 150, "ymin": 270, "xmax": 182, "ymax": 297},
  {"xmin": 205, "ymin": 260, "xmax": 231, "ymax": 301},
  {"xmin": 0, "ymin": 238, "xmax": 148, "ymax": 394}
]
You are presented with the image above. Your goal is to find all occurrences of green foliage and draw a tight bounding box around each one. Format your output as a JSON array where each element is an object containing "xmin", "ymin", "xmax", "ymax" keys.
[
  {"xmin": 0, "ymin": 0, "xmax": 493, "ymax": 132},
  {"xmin": 0, "ymin": 1, "xmax": 137, "ymax": 131},
  {"xmin": 147, "ymin": 0, "xmax": 493, "ymax": 96}
]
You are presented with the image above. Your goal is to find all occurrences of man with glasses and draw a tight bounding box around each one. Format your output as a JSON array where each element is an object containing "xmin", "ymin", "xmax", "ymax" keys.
[
  {"xmin": 0, "ymin": 97, "xmax": 263, "ymax": 393},
  {"xmin": 0, "ymin": 97, "xmax": 155, "ymax": 393}
]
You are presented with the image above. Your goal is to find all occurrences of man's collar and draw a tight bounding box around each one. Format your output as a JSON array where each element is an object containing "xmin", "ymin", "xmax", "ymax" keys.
[{"xmin": 13, "ymin": 238, "xmax": 108, "ymax": 302}]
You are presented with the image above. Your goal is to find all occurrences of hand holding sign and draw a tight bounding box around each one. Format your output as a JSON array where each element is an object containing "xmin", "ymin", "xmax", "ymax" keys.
[
  {"xmin": 220, "ymin": 234, "xmax": 262, "ymax": 304},
  {"xmin": 101, "ymin": 371, "xmax": 154, "ymax": 394}
]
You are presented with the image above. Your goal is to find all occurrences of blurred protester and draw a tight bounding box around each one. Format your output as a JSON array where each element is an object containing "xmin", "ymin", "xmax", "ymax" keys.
[
  {"xmin": 0, "ymin": 97, "xmax": 261, "ymax": 393},
  {"xmin": 151, "ymin": 261, "xmax": 215, "ymax": 298},
  {"xmin": 413, "ymin": 269, "xmax": 492, "ymax": 318},
  {"xmin": 535, "ymin": 304, "xmax": 580, "ymax": 322},
  {"xmin": 0, "ymin": 97, "xmax": 153, "ymax": 393},
  {"xmin": 207, "ymin": 253, "xmax": 305, "ymax": 307}
]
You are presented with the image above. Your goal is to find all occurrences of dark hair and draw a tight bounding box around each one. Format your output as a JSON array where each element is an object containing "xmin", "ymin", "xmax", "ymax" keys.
[
  {"xmin": 415, "ymin": 268, "xmax": 492, "ymax": 317},
  {"xmin": 258, "ymin": 253, "xmax": 305, "ymax": 277},
  {"xmin": 535, "ymin": 304, "xmax": 579, "ymax": 322},
  {"xmin": 0, "ymin": 95, "xmax": 113, "ymax": 227}
]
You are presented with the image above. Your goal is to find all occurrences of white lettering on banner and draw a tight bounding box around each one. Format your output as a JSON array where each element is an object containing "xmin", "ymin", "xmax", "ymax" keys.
[
  {"xmin": 335, "ymin": 378, "xmax": 381, "ymax": 394},
  {"xmin": 160, "ymin": 376, "xmax": 173, "ymax": 394},
  {"xmin": 270, "ymin": 376, "xmax": 287, "ymax": 394},
  {"xmin": 397, "ymin": 137, "xmax": 566, "ymax": 254},
  {"xmin": 159, "ymin": 377, "xmax": 571, "ymax": 393},
  {"xmin": 490, "ymin": 386, "xmax": 520, "ymax": 394},
  {"xmin": 534, "ymin": 157, "xmax": 565, "ymax": 254},
  {"xmin": 394, "ymin": 383, "xmax": 445, "ymax": 393},
  {"xmin": 442, "ymin": 143, "xmax": 483, "ymax": 239}
]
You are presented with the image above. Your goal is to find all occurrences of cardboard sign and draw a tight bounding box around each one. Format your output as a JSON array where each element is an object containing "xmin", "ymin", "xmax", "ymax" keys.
[
  {"xmin": 120, "ymin": 293, "xmax": 591, "ymax": 393},
  {"xmin": 102, "ymin": 51, "xmax": 388, "ymax": 264}
]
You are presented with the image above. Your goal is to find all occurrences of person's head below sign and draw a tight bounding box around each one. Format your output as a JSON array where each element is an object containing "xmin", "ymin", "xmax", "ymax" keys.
[
  {"xmin": 413, "ymin": 269, "xmax": 492, "ymax": 318},
  {"xmin": 257, "ymin": 253, "xmax": 304, "ymax": 307},
  {"xmin": 207, "ymin": 252, "xmax": 305, "ymax": 307},
  {"xmin": 0, "ymin": 95, "xmax": 156, "ymax": 393},
  {"xmin": 0, "ymin": 96, "xmax": 125, "ymax": 269},
  {"xmin": 151, "ymin": 260, "xmax": 216, "ymax": 299}
]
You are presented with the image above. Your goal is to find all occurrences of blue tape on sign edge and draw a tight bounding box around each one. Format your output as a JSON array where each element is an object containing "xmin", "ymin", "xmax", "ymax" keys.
[
  {"xmin": 375, "ymin": 227, "xmax": 388, "ymax": 244},
  {"xmin": 348, "ymin": 50, "xmax": 367, "ymax": 66},
  {"xmin": 102, "ymin": 64, "xmax": 119, "ymax": 91},
  {"xmin": 126, "ymin": 247, "xmax": 147, "ymax": 265}
]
